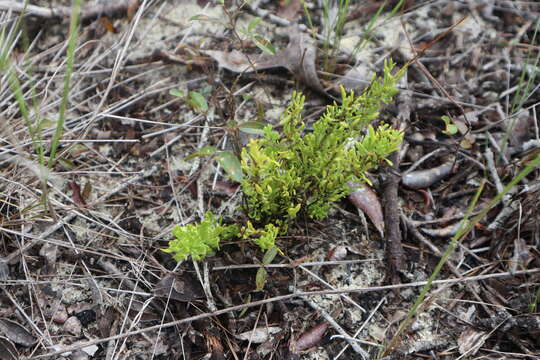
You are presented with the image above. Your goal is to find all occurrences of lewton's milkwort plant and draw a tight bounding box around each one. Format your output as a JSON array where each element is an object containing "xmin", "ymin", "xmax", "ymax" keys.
[{"xmin": 164, "ymin": 60, "xmax": 404, "ymax": 262}]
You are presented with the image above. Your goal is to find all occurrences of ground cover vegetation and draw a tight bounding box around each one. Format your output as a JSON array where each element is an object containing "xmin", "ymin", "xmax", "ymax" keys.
[{"xmin": 0, "ymin": 0, "xmax": 539, "ymax": 359}]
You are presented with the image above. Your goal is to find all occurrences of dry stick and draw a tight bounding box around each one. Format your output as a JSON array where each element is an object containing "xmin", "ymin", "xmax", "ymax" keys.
[
  {"xmin": 384, "ymin": 115, "xmax": 407, "ymax": 279},
  {"xmin": 2, "ymin": 166, "xmax": 158, "ymax": 264},
  {"xmin": 382, "ymin": 74, "xmax": 409, "ymax": 279},
  {"xmin": 0, "ymin": 0, "xmax": 138, "ymax": 23},
  {"xmin": 212, "ymin": 258, "xmax": 380, "ymax": 270},
  {"xmin": 26, "ymin": 268, "xmax": 540, "ymax": 360}
]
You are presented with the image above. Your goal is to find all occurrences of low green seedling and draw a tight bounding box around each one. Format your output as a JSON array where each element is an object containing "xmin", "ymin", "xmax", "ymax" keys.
[
  {"xmin": 164, "ymin": 60, "xmax": 404, "ymax": 268},
  {"xmin": 163, "ymin": 212, "xmax": 237, "ymax": 261}
]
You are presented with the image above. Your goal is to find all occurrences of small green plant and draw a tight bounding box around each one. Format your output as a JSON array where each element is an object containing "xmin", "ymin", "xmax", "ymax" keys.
[
  {"xmin": 238, "ymin": 17, "xmax": 276, "ymax": 55},
  {"xmin": 164, "ymin": 59, "xmax": 404, "ymax": 262},
  {"xmin": 241, "ymin": 59, "xmax": 403, "ymax": 230},
  {"xmin": 163, "ymin": 212, "xmax": 237, "ymax": 261}
]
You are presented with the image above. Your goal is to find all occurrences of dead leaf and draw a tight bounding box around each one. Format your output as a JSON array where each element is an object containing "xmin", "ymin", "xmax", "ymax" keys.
[
  {"xmin": 204, "ymin": 27, "xmax": 327, "ymax": 96},
  {"xmin": 458, "ymin": 327, "xmax": 490, "ymax": 356},
  {"xmin": 326, "ymin": 246, "xmax": 347, "ymax": 261},
  {"xmin": 348, "ymin": 182, "xmax": 385, "ymax": 237},
  {"xmin": 81, "ymin": 182, "xmax": 92, "ymax": 202},
  {"xmin": 153, "ymin": 273, "xmax": 205, "ymax": 301},
  {"xmin": 68, "ymin": 181, "xmax": 87, "ymax": 207},
  {"xmin": 203, "ymin": 49, "xmax": 274, "ymax": 73},
  {"xmin": 210, "ymin": 180, "xmax": 240, "ymax": 197},
  {"xmin": 281, "ymin": 28, "xmax": 327, "ymax": 95},
  {"xmin": 292, "ymin": 322, "xmax": 329, "ymax": 352},
  {"xmin": 277, "ymin": 0, "xmax": 302, "ymax": 21},
  {"xmin": 0, "ymin": 336, "xmax": 18, "ymax": 360},
  {"xmin": 98, "ymin": 16, "xmax": 117, "ymax": 33},
  {"xmin": 0, "ymin": 319, "xmax": 37, "ymax": 347},
  {"xmin": 235, "ymin": 326, "xmax": 282, "ymax": 343}
]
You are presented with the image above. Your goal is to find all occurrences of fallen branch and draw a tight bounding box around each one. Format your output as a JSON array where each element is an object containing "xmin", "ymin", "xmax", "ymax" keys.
[{"xmin": 0, "ymin": 0, "xmax": 139, "ymax": 23}]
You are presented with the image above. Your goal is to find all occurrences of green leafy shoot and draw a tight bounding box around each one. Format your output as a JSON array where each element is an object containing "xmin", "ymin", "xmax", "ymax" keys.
[
  {"xmin": 169, "ymin": 89, "xmax": 209, "ymax": 113},
  {"xmin": 239, "ymin": 17, "xmax": 276, "ymax": 55},
  {"xmin": 184, "ymin": 147, "xmax": 243, "ymax": 183},
  {"xmin": 240, "ymin": 59, "xmax": 404, "ymax": 229},
  {"xmin": 168, "ymin": 59, "xmax": 404, "ymax": 265},
  {"xmin": 163, "ymin": 212, "xmax": 237, "ymax": 261},
  {"xmin": 441, "ymin": 115, "xmax": 458, "ymax": 136}
]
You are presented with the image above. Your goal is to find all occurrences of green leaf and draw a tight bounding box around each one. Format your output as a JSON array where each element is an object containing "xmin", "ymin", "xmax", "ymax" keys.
[
  {"xmin": 247, "ymin": 17, "xmax": 262, "ymax": 33},
  {"xmin": 253, "ymin": 35, "xmax": 276, "ymax": 55},
  {"xmin": 37, "ymin": 119, "xmax": 55, "ymax": 131},
  {"xmin": 58, "ymin": 158, "xmax": 74, "ymax": 169},
  {"xmin": 189, "ymin": 14, "xmax": 220, "ymax": 22},
  {"xmin": 239, "ymin": 294, "xmax": 251, "ymax": 317},
  {"xmin": 215, "ymin": 151, "xmax": 243, "ymax": 182},
  {"xmin": 262, "ymin": 247, "xmax": 278, "ymax": 265},
  {"xmin": 441, "ymin": 115, "xmax": 458, "ymax": 136},
  {"xmin": 169, "ymin": 89, "xmax": 184, "ymax": 98},
  {"xmin": 239, "ymin": 121, "xmax": 267, "ymax": 135},
  {"xmin": 184, "ymin": 145, "xmax": 218, "ymax": 161},
  {"xmin": 164, "ymin": 212, "xmax": 224, "ymax": 262},
  {"xmin": 186, "ymin": 91, "xmax": 208, "ymax": 113},
  {"xmin": 255, "ymin": 267, "xmax": 267, "ymax": 291}
]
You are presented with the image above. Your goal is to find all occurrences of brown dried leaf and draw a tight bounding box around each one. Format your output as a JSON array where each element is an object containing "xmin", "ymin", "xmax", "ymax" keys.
[
  {"xmin": 210, "ymin": 180, "xmax": 240, "ymax": 197},
  {"xmin": 203, "ymin": 49, "xmax": 275, "ymax": 73},
  {"xmin": 458, "ymin": 327, "xmax": 489, "ymax": 356},
  {"xmin": 281, "ymin": 28, "xmax": 326, "ymax": 95},
  {"xmin": 81, "ymin": 182, "xmax": 92, "ymax": 202},
  {"xmin": 326, "ymin": 246, "xmax": 347, "ymax": 261},
  {"xmin": 293, "ymin": 322, "xmax": 329, "ymax": 352},
  {"xmin": 97, "ymin": 307, "xmax": 118, "ymax": 338},
  {"xmin": 277, "ymin": 0, "xmax": 302, "ymax": 20},
  {"xmin": 348, "ymin": 182, "xmax": 385, "ymax": 237},
  {"xmin": 153, "ymin": 273, "xmax": 204, "ymax": 301},
  {"xmin": 98, "ymin": 16, "xmax": 117, "ymax": 33},
  {"xmin": 204, "ymin": 27, "xmax": 326, "ymax": 96},
  {"xmin": 0, "ymin": 319, "xmax": 37, "ymax": 347},
  {"xmin": 68, "ymin": 181, "xmax": 87, "ymax": 207}
]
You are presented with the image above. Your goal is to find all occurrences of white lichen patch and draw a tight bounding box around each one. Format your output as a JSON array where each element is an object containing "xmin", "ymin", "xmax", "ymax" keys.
[
  {"xmin": 60, "ymin": 282, "xmax": 89, "ymax": 305},
  {"xmin": 135, "ymin": 208, "xmax": 163, "ymax": 233}
]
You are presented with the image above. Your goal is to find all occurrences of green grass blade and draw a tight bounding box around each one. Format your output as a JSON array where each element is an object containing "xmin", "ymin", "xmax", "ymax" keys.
[{"xmin": 48, "ymin": 0, "xmax": 83, "ymax": 168}]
